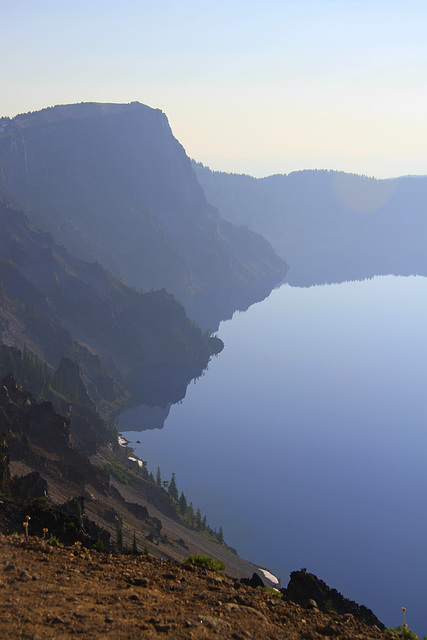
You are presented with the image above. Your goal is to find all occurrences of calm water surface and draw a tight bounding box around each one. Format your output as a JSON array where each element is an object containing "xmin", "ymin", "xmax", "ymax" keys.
[{"xmin": 121, "ymin": 276, "xmax": 427, "ymax": 634}]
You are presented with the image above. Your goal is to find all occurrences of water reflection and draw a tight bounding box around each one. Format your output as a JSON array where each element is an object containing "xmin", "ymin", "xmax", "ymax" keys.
[
  {"xmin": 184, "ymin": 272, "xmax": 287, "ymax": 332},
  {"xmin": 119, "ymin": 271, "xmax": 286, "ymax": 430},
  {"xmin": 119, "ymin": 360, "xmax": 210, "ymax": 430}
]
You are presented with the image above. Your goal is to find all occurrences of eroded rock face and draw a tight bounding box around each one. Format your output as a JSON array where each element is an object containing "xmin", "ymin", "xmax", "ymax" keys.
[
  {"xmin": 0, "ymin": 374, "xmax": 109, "ymax": 495},
  {"xmin": 0, "ymin": 373, "xmax": 70, "ymax": 455},
  {"xmin": 283, "ymin": 569, "xmax": 385, "ymax": 629}
]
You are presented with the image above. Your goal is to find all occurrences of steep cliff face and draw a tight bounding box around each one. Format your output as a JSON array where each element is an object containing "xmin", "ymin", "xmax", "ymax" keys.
[{"xmin": 0, "ymin": 103, "xmax": 286, "ymax": 307}]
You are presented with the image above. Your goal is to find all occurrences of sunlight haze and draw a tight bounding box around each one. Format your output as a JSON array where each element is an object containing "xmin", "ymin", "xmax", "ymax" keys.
[{"xmin": 2, "ymin": 0, "xmax": 426, "ymax": 178}]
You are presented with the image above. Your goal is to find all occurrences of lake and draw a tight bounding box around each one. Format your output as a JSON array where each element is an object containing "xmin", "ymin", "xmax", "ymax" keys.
[{"xmin": 120, "ymin": 275, "xmax": 427, "ymax": 634}]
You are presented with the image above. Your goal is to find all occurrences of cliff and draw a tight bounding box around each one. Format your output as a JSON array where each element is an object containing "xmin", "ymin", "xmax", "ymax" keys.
[{"xmin": 0, "ymin": 102, "xmax": 286, "ymax": 318}]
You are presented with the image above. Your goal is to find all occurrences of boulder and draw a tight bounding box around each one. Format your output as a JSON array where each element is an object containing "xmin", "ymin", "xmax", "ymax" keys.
[
  {"xmin": 240, "ymin": 572, "xmax": 265, "ymax": 588},
  {"xmin": 282, "ymin": 569, "xmax": 385, "ymax": 629}
]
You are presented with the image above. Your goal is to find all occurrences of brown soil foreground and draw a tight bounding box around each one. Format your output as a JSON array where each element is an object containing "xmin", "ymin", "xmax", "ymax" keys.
[{"xmin": 0, "ymin": 534, "xmax": 393, "ymax": 640}]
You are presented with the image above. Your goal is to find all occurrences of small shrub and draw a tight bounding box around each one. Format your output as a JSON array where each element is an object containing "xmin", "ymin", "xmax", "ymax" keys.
[
  {"xmin": 107, "ymin": 463, "xmax": 132, "ymax": 486},
  {"xmin": 48, "ymin": 535, "xmax": 62, "ymax": 547},
  {"xmin": 92, "ymin": 537, "xmax": 105, "ymax": 552},
  {"xmin": 185, "ymin": 554, "xmax": 225, "ymax": 572},
  {"xmin": 257, "ymin": 586, "xmax": 283, "ymax": 599},
  {"xmin": 324, "ymin": 598, "xmax": 335, "ymax": 612}
]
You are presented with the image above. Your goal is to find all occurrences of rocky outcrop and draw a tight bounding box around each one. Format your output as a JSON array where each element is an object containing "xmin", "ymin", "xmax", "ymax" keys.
[
  {"xmin": 0, "ymin": 373, "xmax": 109, "ymax": 495},
  {"xmin": 10, "ymin": 471, "xmax": 49, "ymax": 502},
  {"xmin": 240, "ymin": 571, "xmax": 265, "ymax": 588},
  {"xmin": 282, "ymin": 568, "xmax": 385, "ymax": 629},
  {"xmin": 125, "ymin": 501, "xmax": 149, "ymax": 521},
  {"xmin": 0, "ymin": 372, "xmax": 70, "ymax": 455},
  {"xmin": 0, "ymin": 495, "xmax": 110, "ymax": 549}
]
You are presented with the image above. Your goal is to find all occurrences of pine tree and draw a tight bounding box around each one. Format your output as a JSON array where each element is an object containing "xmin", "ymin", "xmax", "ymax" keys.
[
  {"xmin": 188, "ymin": 502, "xmax": 194, "ymax": 527},
  {"xmin": 132, "ymin": 533, "xmax": 138, "ymax": 555},
  {"xmin": 179, "ymin": 491, "xmax": 187, "ymax": 515},
  {"xmin": 168, "ymin": 472, "xmax": 178, "ymax": 501},
  {"xmin": 196, "ymin": 508, "xmax": 202, "ymax": 530},
  {"xmin": 218, "ymin": 525, "xmax": 224, "ymax": 545},
  {"xmin": 156, "ymin": 466, "xmax": 161, "ymax": 486}
]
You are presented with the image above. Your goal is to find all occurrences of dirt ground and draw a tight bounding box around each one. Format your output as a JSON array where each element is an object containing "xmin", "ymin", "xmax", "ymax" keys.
[{"xmin": 0, "ymin": 534, "xmax": 393, "ymax": 640}]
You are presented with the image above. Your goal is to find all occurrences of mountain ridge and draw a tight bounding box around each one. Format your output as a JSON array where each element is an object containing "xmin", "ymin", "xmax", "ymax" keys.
[{"xmin": 193, "ymin": 163, "xmax": 427, "ymax": 286}]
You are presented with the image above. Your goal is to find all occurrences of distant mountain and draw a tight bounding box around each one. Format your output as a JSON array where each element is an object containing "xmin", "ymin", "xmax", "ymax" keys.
[
  {"xmin": 193, "ymin": 164, "xmax": 427, "ymax": 286},
  {"xmin": 0, "ymin": 193, "xmax": 221, "ymax": 417},
  {"xmin": 0, "ymin": 103, "xmax": 286, "ymax": 319}
]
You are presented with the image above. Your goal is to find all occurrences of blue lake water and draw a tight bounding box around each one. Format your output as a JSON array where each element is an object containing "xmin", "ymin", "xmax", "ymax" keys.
[{"xmin": 121, "ymin": 275, "xmax": 427, "ymax": 634}]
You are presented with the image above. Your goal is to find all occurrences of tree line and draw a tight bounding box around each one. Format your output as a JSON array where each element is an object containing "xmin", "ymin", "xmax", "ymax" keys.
[{"xmin": 150, "ymin": 467, "xmax": 224, "ymax": 545}]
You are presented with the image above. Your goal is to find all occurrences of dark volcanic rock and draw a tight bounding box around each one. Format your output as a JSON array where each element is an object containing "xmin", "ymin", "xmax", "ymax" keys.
[
  {"xmin": 283, "ymin": 568, "xmax": 385, "ymax": 629},
  {"xmin": 11, "ymin": 471, "xmax": 49, "ymax": 502},
  {"xmin": 240, "ymin": 572, "xmax": 265, "ymax": 588},
  {"xmin": 126, "ymin": 501, "xmax": 149, "ymax": 521}
]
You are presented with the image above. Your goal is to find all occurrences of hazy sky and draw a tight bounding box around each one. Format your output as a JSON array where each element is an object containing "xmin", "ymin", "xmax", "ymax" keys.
[{"xmin": 2, "ymin": 0, "xmax": 426, "ymax": 178}]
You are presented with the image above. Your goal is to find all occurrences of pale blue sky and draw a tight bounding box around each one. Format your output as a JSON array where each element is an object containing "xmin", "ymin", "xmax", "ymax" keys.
[{"xmin": 2, "ymin": 0, "xmax": 426, "ymax": 178}]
